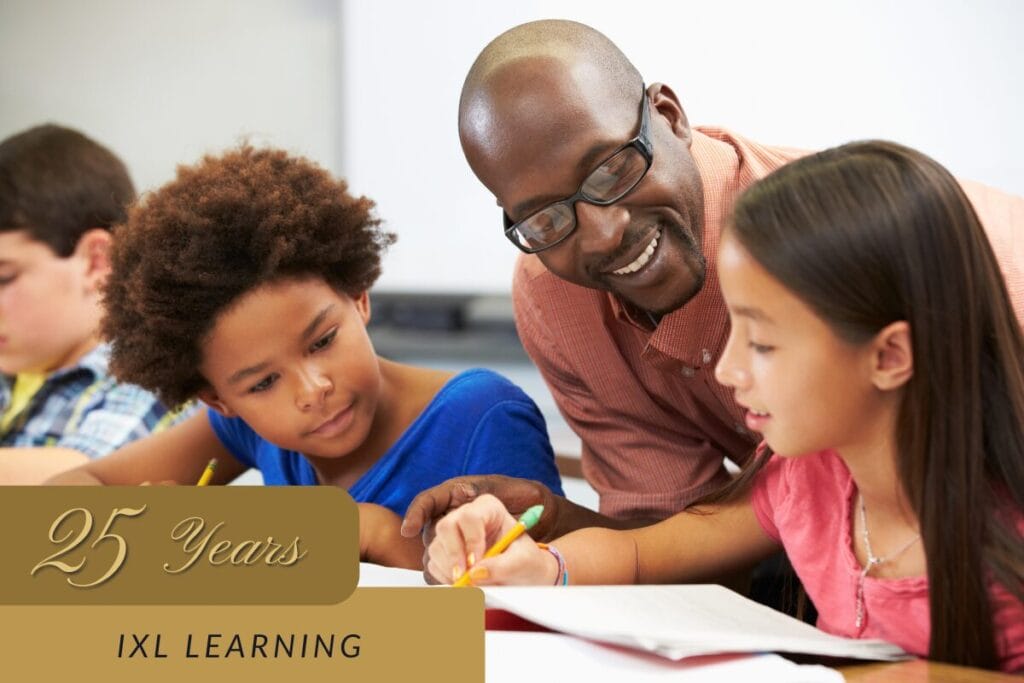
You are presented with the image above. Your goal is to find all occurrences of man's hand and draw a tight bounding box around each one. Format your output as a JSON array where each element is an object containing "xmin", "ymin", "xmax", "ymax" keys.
[
  {"xmin": 401, "ymin": 475, "xmax": 564, "ymax": 544},
  {"xmin": 401, "ymin": 476, "xmax": 651, "ymax": 581}
]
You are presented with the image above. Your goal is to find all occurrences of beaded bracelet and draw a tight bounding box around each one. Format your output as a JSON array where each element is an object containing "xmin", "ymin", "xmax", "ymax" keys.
[{"xmin": 546, "ymin": 545, "xmax": 569, "ymax": 586}]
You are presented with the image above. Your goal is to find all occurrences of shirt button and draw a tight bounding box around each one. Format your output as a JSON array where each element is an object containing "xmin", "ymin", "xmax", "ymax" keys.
[
  {"xmin": 702, "ymin": 348, "xmax": 712, "ymax": 364},
  {"xmin": 680, "ymin": 366, "xmax": 696, "ymax": 377}
]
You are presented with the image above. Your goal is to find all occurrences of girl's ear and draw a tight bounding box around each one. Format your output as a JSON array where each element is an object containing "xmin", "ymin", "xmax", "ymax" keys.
[
  {"xmin": 353, "ymin": 290, "xmax": 371, "ymax": 325},
  {"xmin": 197, "ymin": 387, "xmax": 236, "ymax": 417},
  {"xmin": 871, "ymin": 321, "xmax": 913, "ymax": 391}
]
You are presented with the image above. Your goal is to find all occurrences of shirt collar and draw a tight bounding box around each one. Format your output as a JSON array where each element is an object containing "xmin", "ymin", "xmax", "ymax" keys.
[
  {"xmin": 1, "ymin": 342, "xmax": 110, "ymax": 392},
  {"xmin": 608, "ymin": 129, "xmax": 740, "ymax": 368}
]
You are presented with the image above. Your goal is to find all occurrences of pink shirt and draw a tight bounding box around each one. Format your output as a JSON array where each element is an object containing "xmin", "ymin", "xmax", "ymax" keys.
[
  {"xmin": 514, "ymin": 127, "xmax": 1024, "ymax": 521},
  {"xmin": 751, "ymin": 451, "xmax": 1024, "ymax": 672}
]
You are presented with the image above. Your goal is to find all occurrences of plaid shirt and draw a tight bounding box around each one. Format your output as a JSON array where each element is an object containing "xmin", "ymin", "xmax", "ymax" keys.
[{"xmin": 0, "ymin": 343, "xmax": 193, "ymax": 459}]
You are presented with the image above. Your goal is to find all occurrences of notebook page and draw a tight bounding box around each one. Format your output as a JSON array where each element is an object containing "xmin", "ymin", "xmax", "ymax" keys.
[{"xmin": 483, "ymin": 584, "xmax": 908, "ymax": 662}]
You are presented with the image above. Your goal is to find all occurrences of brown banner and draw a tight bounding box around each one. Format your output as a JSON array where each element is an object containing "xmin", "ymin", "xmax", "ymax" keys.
[
  {"xmin": 0, "ymin": 588, "xmax": 483, "ymax": 682},
  {"xmin": 2, "ymin": 486, "xmax": 358, "ymax": 604}
]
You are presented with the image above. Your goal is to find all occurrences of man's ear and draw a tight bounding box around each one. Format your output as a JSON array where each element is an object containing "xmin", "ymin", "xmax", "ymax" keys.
[
  {"xmin": 72, "ymin": 228, "xmax": 112, "ymax": 292},
  {"xmin": 197, "ymin": 387, "xmax": 236, "ymax": 417},
  {"xmin": 353, "ymin": 290, "xmax": 371, "ymax": 325},
  {"xmin": 648, "ymin": 82, "xmax": 691, "ymax": 145},
  {"xmin": 871, "ymin": 321, "xmax": 913, "ymax": 391}
]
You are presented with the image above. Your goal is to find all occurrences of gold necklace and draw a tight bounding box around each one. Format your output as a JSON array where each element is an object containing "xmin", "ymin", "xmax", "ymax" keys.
[{"xmin": 855, "ymin": 492, "xmax": 921, "ymax": 629}]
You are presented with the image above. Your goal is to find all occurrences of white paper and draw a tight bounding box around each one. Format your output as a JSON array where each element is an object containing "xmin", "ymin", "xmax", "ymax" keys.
[
  {"xmin": 486, "ymin": 632, "xmax": 844, "ymax": 683},
  {"xmin": 483, "ymin": 584, "xmax": 908, "ymax": 662},
  {"xmin": 356, "ymin": 561, "xmax": 430, "ymax": 587}
]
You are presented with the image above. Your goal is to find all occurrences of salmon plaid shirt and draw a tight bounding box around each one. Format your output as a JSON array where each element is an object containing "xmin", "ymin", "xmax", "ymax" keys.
[{"xmin": 514, "ymin": 127, "xmax": 1024, "ymax": 520}]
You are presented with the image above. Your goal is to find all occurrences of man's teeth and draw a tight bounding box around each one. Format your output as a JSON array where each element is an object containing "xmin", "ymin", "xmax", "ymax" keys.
[
  {"xmin": 613, "ymin": 232, "xmax": 660, "ymax": 275},
  {"xmin": 750, "ymin": 409, "xmax": 769, "ymax": 417}
]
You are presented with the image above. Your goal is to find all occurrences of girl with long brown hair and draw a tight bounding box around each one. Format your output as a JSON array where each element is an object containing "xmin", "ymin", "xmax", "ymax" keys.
[{"xmin": 424, "ymin": 140, "xmax": 1024, "ymax": 671}]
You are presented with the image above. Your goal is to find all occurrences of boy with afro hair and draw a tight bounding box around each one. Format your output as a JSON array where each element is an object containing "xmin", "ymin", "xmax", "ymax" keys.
[
  {"xmin": 50, "ymin": 145, "xmax": 563, "ymax": 568},
  {"xmin": 0, "ymin": 124, "xmax": 191, "ymax": 483}
]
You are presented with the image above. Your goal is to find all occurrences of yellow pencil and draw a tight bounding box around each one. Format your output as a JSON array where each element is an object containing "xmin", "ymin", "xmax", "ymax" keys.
[
  {"xmin": 453, "ymin": 504, "xmax": 544, "ymax": 587},
  {"xmin": 196, "ymin": 458, "xmax": 217, "ymax": 486}
]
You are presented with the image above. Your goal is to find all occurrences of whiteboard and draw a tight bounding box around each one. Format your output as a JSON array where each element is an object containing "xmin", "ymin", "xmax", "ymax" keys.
[
  {"xmin": 2, "ymin": 1, "xmax": 1021, "ymax": 294},
  {"xmin": 340, "ymin": 0, "xmax": 1024, "ymax": 292}
]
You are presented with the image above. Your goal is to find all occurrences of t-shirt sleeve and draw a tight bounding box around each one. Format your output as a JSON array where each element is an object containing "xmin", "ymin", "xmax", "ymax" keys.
[
  {"xmin": 959, "ymin": 179, "xmax": 1024, "ymax": 329},
  {"xmin": 206, "ymin": 408, "xmax": 259, "ymax": 469},
  {"xmin": 460, "ymin": 394, "xmax": 565, "ymax": 498},
  {"xmin": 750, "ymin": 451, "xmax": 788, "ymax": 543},
  {"xmin": 56, "ymin": 383, "xmax": 190, "ymax": 459}
]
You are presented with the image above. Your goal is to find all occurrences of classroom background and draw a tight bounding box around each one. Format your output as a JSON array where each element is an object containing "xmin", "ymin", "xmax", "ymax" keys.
[{"xmin": 3, "ymin": 0, "xmax": 1021, "ymax": 503}]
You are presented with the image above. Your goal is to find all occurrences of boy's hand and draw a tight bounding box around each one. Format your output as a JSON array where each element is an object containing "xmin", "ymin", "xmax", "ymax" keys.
[
  {"xmin": 358, "ymin": 503, "xmax": 424, "ymax": 570},
  {"xmin": 425, "ymin": 494, "xmax": 558, "ymax": 586}
]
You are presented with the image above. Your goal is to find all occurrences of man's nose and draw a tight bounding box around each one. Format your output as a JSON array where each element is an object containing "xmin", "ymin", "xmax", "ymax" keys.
[{"xmin": 573, "ymin": 201, "xmax": 631, "ymax": 256}]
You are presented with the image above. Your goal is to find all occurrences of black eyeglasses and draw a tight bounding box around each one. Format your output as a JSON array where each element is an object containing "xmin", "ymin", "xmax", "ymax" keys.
[{"xmin": 503, "ymin": 86, "xmax": 653, "ymax": 254}]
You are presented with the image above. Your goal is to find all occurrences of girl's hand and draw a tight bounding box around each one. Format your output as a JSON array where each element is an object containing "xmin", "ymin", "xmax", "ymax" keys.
[
  {"xmin": 358, "ymin": 503, "xmax": 424, "ymax": 569},
  {"xmin": 426, "ymin": 494, "xmax": 559, "ymax": 585}
]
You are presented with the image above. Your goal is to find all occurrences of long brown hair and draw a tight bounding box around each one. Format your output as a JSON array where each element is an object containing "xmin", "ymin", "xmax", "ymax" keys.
[{"xmin": 719, "ymin": 140, "xmax": 1024, "ymax": 669}]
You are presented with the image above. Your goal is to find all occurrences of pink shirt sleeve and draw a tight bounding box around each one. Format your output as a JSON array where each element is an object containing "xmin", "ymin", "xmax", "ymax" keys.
[{"xmin": 750, "ymin": 451, "xmax": 787, "ymax": 543}]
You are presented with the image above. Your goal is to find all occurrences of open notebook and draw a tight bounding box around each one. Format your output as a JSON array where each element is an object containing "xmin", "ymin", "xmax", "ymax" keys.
[
  {"xmin": 357, "ymin": 564, "xmax": 908, "ymax": 663},
  {"xmin": 483, "ymin": 584, "xmax": 907, "ymax": 662}
]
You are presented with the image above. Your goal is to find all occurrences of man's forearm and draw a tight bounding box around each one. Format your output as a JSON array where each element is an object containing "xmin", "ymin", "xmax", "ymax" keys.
[{"xmin": 548, "ymin": 496, "xmax": 659, "ymax": 540}]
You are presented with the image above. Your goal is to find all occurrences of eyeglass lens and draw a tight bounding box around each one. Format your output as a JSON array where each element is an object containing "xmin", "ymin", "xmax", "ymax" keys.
[{"xmin": 514, "ymin": 146, "xmax": 648, "ymax": 250}]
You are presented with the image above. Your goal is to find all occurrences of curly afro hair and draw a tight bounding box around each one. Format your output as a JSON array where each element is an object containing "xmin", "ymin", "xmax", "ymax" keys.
[{"xmin": 103, "ymin": 145, "xmax": 395, "ymax": 406}]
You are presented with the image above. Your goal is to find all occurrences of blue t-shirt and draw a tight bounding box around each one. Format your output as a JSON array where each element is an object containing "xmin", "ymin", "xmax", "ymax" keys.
[{"xmin": 208, "ymin": 368, "xmax": 564, "ymax": 515}]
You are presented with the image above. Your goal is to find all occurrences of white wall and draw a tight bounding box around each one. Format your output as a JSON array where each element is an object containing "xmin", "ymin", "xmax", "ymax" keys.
[
  {"xmin": 341, "ymin": 0, "xmax": 1024, "ymax": 292},
  {"xmin": 2, "ymin": 1, "xmax": 1021, "ymax": 293},
  {"xmin": 0, "ymin": 0, "xmax": 338, "ymax": 194}
]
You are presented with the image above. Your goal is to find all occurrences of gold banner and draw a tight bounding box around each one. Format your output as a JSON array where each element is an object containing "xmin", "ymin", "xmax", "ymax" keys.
[
  {"xmin": 2, "ymin": 487, "xmax": 358, "ymax": 604},
  {"xmin": 0, "ymin": 588, "xmax": 483, "ymax": 682}
]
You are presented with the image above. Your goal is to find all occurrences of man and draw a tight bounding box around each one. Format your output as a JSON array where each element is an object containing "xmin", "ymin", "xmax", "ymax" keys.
[{"xmin": 402, "ymin": 20, "xmax": 1024, "ymax": 542}]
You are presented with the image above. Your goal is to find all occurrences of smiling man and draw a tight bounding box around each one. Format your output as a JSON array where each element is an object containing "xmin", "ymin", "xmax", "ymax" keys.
[{"xmin": 402, "ymin": 19, "xmax": 1024, "ymax": 542}]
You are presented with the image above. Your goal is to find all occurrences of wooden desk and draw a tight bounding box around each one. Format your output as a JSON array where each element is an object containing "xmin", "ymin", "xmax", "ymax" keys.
[{"xmin": 840, "ymin": 660, "xmax": 1019, "ymax": 682}]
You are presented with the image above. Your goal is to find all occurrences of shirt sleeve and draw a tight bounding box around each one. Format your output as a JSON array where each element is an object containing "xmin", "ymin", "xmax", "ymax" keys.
[
  {"xmin": 750, "ymin": 453, "xmax": 788, "ymax": 543},
  {"xmin": 960, "ymin": 179, "xmax": 1024, "ymax": 329},
  {"xmin": 513, "ymin": 259, "xmax": 734, "ymax": 520},
  {"xmin": 55, "ymin": 382, "xmax": 194, "ymax": 459},
  {"xmin": 206, "ymin": 408, "xmax": 259, "ymax": 469},
  {"xmin": 460, "ymin": 395, "xmax": 565, "ymax": 498}
]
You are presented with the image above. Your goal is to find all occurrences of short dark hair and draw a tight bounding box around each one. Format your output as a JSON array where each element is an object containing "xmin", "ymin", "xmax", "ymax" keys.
[
  {"xmin": 103, "ymin": 145, "xmax": 395, "ymax": 406},
  {"xmin": 0, "ymin": 124, "xmax": 135, "ymax": 255}
]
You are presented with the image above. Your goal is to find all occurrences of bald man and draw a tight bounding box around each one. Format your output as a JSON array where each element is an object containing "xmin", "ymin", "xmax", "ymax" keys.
[{"xmin": 402, "ymin": 20, "xmax": 1024, "ymax": 543}]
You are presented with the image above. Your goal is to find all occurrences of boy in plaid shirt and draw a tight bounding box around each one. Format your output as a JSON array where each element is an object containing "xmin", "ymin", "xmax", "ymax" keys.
[{"xmin": 0, "ymin": 124, "xmax": 191, "ymax": 483}]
